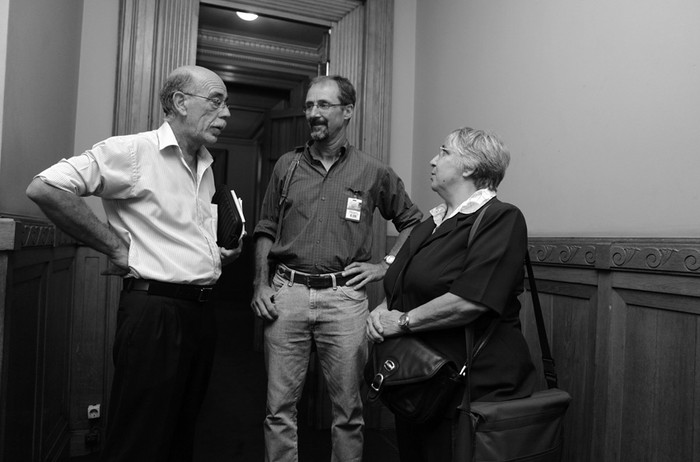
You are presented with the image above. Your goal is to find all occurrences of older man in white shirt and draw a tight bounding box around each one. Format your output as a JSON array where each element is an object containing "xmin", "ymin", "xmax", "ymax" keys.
[{"xmin": 26, "ymin": 65, "xmax": 238, "ymax": 462}]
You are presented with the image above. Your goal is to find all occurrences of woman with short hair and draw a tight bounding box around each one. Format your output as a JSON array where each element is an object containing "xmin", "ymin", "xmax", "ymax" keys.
[{"xmin": 366, "ymin": 127, "xmax": 537, "ymax": 462}]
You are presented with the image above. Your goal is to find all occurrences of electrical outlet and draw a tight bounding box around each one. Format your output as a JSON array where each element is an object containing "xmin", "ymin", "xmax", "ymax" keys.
[{"xmin": 87, "ymin": 404, "xmax": 101, "ymax": 420}]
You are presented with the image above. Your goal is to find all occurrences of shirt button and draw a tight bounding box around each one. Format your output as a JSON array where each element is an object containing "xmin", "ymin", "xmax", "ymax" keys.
[{"xmin": 321, "ymin": 197, "xmax": 326, "ymax": 201}]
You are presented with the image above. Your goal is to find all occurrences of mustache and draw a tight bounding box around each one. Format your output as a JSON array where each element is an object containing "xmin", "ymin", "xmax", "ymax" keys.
[{"xmin": 309, "ymin": 118, "xmax": 327, "ymax": 127}]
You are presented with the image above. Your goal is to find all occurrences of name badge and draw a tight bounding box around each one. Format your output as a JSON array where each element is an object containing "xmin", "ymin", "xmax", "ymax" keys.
[{"xmin": 345, "ymin": 197, "xmax": 362, "ymax": 222}]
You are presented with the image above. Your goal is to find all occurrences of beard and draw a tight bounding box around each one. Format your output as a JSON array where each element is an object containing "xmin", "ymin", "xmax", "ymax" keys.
[{"xmin": 309, "ymin": 119, "xmax": 329, "ymax": 141}]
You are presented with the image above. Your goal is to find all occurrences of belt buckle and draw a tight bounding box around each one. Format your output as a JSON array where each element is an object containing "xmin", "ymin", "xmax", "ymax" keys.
[{"xmin": 198, "ymin": 287, "xmax": 213, "ymax": 302}]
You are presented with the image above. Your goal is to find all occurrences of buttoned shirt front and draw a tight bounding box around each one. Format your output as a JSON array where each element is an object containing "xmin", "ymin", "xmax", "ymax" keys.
[
  {"xmin": 36, "ymin": 122, "xmax": 221, "ymax": 284},
  {"xmin": 254, "ymin": 142, "xmax": 423, "ymax": 273}
]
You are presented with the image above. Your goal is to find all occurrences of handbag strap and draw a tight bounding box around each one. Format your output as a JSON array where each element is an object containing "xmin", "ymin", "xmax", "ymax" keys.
[
  {"xmin": 458, "ymin": 220, "xmax": 560, "ymax": 413},
  {"xmin": 457, "ymin": 203, "xmax": 494, "ymax": 380},
  {"xmin": 525, "ymin": 253, "xmax": 559, "ymax": 389},
  {"xmin": 274, "ymin": 147, "xmax": 304, "ymax": 242}
]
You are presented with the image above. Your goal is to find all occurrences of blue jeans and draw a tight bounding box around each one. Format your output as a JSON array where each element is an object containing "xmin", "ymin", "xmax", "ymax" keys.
[{"xmin": 263, "ymin": 272, "xmax": 369, "ymax": 462}]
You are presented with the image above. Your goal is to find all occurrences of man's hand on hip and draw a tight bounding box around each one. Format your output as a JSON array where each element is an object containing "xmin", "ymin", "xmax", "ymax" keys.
[{"xmin": 342, "ymin": 261, "xmax": 388, "ymax": 290}]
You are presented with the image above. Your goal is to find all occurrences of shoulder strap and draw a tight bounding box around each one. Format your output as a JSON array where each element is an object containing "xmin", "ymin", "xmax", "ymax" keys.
[
  {"xmin": 459, "ymin": 203, "xmax": 496, "ymax": 376},
  {"xmin": 525, "ymin": 253, "xmax": 559, "ymax": 389},
  {"xmin": 459, "ymin": 233, "xmax": 559, "ymax": 416},
  {"xmin": 275, "ymin": 146, "xmax": 304, "ymax": 242}
]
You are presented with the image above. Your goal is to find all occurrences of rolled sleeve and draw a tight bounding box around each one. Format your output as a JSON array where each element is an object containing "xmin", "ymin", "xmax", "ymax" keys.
[
  {"xmin": 36, "ymin": 156, "xmax": 96, "ymax": 196},
  {"xmin": 36, "ymin": 137, "xmax": 137, "ymax": 199},
  {"xmin": 377, "ymin": 167, "xmax": 423, "ymax": 232}
]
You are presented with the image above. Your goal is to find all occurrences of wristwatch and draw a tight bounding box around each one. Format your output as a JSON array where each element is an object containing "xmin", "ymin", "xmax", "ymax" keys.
[
  {"xmin": 383, "ymin": 254, "xmax": 396, "ymax": 265},
  {"xmin": 398, "ymin": 312, "xmax": 411, "ymax": 331}
]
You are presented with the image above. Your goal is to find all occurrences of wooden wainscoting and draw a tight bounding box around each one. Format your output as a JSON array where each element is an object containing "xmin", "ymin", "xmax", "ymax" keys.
[
  {"xmin": 1, "ymin": 218, "xmax": 74, "ymax": 462},
  {"xmin": 0, "ymin": 218, "xmax": 121, "ymax": 461},
  {"xmin": 68, "ymin": 247, "xmax": 121, "ymax": 457},
  {"xmin": 521, "ymin": 238, "xmax": 700, "ymax": 462}
]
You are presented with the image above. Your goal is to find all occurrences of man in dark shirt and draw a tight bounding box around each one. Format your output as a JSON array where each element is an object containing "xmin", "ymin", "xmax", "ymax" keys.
[{"xmin": 252, "ymin": 75, "xmax": 422, "ymax": 462}]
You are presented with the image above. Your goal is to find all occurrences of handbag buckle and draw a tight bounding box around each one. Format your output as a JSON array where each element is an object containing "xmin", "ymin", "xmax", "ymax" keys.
[
  {"xmin": 382, "ymin": 359, "xmax": 396, "ymax": 372},
  {"xmin": 370, "ymin": 373, "xmax": 385, "ymax": 393}
]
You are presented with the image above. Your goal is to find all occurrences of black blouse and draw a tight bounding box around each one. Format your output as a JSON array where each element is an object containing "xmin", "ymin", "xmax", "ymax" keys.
[{"xmin": 384, "ymin": 198, "xmax": 536, "ymax": 402}]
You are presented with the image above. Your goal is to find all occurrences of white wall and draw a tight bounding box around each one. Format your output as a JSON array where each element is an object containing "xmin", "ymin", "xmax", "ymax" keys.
[
  {"xmin": 74, "ymin": 0, "xmax": 119, "ymax": 219},
  {"xmin": 388, "ymin": 0, "xmax": 418, "ymax": 236},
  {"xmin": 0, "ymin": 0, "xmax": 9, "ymax": 172},
  {"xmin": 406, "ymin": 0, "xmax": 700, "ymax": 237},
  {"xmin": 390, "ymin": 0, "xmax": 417, "ymax": 202},
  {"xmin": 0, "ymin": 0, "xmax": 83, "ymax": 216}
]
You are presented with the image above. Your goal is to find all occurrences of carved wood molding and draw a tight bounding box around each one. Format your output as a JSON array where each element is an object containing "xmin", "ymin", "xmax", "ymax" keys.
[
  {"xmin": 529, "ymin": 237, "xmax": 700, "ymax": 276},
  {"xmin": 0, "ymin": 217, "xmax": 74, "ymax": 250}
]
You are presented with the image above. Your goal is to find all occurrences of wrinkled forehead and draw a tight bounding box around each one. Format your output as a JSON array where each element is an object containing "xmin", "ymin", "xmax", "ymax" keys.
[{"xmin": 192, "ymin": 70, "xmax": 227, "ymax": 96}]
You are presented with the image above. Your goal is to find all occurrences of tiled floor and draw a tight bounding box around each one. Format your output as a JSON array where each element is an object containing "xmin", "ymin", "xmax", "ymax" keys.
[{"xmin": 71, "ymin": 301, "xmax": 399, "ymax": 462}]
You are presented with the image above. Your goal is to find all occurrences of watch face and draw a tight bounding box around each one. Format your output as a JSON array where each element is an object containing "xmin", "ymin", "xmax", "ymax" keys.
[
  {"xmin": 398, "ymin": 313, "xmax": 409, "ymax": 327},
  {"xmin": 384, "ymin": 255, "xmax": 395, "ymax": 265}
]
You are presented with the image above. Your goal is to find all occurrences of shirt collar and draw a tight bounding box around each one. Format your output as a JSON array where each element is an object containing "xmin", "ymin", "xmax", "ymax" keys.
[
  {"xmin": 157, "ymin": 122, "xmax": 179, "ymax": 151},
  {"xmin": 306, "ymin": 139, "xmax": 350, "ymax": 158},
  {"xmin": 430, "ymin": 188, "xmax": 496, "ymax": 228},
  {"xmin": 157, "ymin": 122, "xmax": 214, "ymax": 166}
]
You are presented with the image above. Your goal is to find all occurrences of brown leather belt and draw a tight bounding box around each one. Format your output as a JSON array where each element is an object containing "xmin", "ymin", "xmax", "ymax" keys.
[
  {"xmin": 124, "ymin": 279, "xmax": 214, "ymax": 302},
  {"xmin": 276, "ymin": 266, "xmax": 352, "ymax": 289}
]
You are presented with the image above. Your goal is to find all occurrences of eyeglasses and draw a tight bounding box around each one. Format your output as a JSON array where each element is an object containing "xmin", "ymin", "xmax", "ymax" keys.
[
  {"xmin": 302, "ymin": 101, "xmax": 345, "ymax": 114},
  {"xmin": 182, "ymin": 92, "xmax": 230, "ymax": 111}
]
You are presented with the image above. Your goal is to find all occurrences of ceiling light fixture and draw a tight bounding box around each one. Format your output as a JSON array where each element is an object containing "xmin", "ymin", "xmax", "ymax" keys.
[{"xmin": 236, "ymin": 11, "xmax": 258, "ymax": 21}]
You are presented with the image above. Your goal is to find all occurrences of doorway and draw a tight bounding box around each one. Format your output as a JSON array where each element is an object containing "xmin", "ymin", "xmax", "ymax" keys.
[{"xmin": 197, "ymin": 4, "xmax": 328, "ymax": 302}]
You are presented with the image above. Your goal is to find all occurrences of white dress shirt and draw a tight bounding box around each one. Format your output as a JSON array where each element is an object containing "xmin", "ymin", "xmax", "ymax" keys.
[{"xmin": 36, "ymin": 122, "xmax": 221, "ymax": 285}]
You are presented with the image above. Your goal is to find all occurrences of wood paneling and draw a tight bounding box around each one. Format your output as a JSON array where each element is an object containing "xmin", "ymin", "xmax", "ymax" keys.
[
  {"xmin": 524, "ymin": 237, "xmax": 700, "ymax": 462},
  {"xmin": 115, "ymin": 0, "xmax": 198, "ymax": 135},
  {"xmin": 68, "ymin": 249, "xmax": 121, "ymax": 456},
  {"xmin": 0, "ymin": 218, "xmax": 75, "ymax": 462}
]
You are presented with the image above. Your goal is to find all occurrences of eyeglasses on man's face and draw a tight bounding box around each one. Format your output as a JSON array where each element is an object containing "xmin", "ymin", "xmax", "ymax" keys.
[
  {"xmin": 302, "ymin": 101, "xmax": 345, "ymax": 114},
  {"xmin": 182, "ymin": 92, "xmax": 231, "ymax": 111}
]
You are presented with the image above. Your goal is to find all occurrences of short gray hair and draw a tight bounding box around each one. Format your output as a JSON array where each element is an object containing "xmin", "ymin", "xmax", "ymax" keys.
[
  {"xmin": 444, "ymin": 127, "xmax": 510, "ymax": 190},
  {"xmin": 159, "ymin": 70, "xmax": 194, "ymax": 116}
]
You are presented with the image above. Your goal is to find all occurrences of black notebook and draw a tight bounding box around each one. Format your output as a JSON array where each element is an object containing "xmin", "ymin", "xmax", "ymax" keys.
[{"xmin": 212, "ymin": 185, "xmax": 246, "ymax": 249}]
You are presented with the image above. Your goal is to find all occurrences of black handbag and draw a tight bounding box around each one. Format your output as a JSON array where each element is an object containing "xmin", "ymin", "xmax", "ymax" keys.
[
  {"xmin": 363, "ymin": 204, "xmax": 490, "ymax": 425},
  {"xmin": 453, "ymin": 254, "xmax": 572, "ymax": 462},
  {"xmin": 364, "ymin": 336, "xmax": 461, "ymax": 424}
]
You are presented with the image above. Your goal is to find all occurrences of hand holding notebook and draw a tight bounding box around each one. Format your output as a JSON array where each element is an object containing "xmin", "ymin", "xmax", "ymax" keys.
[{"xmin": 213, "ymin": 185, "xmax": 246, "ymax": 249}]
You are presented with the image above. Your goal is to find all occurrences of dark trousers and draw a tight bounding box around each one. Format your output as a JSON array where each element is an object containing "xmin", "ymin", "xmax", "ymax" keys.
[{"xmin": 99, "ymin": 290, "xmax": 217, "ymax": 462}]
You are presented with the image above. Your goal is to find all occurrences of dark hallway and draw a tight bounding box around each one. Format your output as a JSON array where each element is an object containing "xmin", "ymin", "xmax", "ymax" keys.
[{"xmin": 193, "ymin": 301, "xmax": 400, "ymax": 461}]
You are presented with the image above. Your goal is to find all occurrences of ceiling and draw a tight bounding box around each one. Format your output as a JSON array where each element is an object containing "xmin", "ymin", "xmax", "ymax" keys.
[{"xmin": 197, "ymin": 0, "xmax": 363, "ymax": 140}]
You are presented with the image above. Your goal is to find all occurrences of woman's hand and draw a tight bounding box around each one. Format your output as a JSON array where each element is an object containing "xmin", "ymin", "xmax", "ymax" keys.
[{"xmin": 366, "ymin": 301, "xmax": 403, "ymax": 343}]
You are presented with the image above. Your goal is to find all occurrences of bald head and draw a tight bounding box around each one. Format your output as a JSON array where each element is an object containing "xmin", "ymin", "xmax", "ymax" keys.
[{"xmin": 159, "ymin": 65, "xmax": 224, "ymax": 117}]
